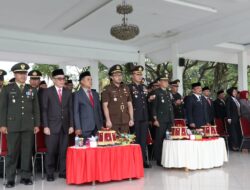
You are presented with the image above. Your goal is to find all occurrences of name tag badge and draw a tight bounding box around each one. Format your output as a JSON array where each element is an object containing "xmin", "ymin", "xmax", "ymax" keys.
[{"xmin": 10, "ymin": 91, "xmax": 17, "ymax": 95}]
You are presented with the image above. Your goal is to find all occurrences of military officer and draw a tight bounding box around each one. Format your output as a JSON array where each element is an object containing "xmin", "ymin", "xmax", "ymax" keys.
[
  {"xmin": 28, "ymin": 70, "xmax": 42, "ymax": 89},
  {"xmin": 128, "ymin": 65, "xmax": 151, "ymax": 168},
  {"xmin": 152, "ymin": 74, "xmax": 174, "ymax": 166},
  {"xmin": 0, "ymin": 69, "xmax": 7, "ymax": 93},
  {"xmin": 102, "ymin": 64, "xmax": 134, "ymax": 133},
  {"xmin": 28, "ymin": 70, "xmax": 44, "ymax": 122},
  {"xmin": 0, "ymin": 63, "xmax": 40, "ymax": 188},
  {"xmin": 170, "ymin": 80, "xmax": 185, "ymax": 119}
]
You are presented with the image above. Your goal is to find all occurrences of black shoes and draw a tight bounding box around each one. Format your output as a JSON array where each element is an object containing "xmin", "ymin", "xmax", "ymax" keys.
[
  {"xmin": 144, "ymin": 163, "xmax": 152, "ymax": 168},
  {"xmin": 47, "ymin": 175, "xmax": 55, "ymax": 182},
  {"xmin": 5, "ymin": 181, "xmax": 15, "ymax": 188},
  {"xmin": 20, "ymin": 178, "xmax": 33, "ymax": 185},
  {"xmin": 6, "ymin": 178, "xmax": 32, "ymax": 188},
  {"xmin": 47, "ymin": 173, "xmax": 65, "ymax": 181},
  {"xmin": 58, "ymin": 173, "xmax": 66, "ymax": 179}
]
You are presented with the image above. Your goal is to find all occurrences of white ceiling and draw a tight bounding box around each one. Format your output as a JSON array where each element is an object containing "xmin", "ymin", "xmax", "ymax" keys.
[{"xmin": 0, "ymin": 0, "xmax": 250, "ymax": 64}]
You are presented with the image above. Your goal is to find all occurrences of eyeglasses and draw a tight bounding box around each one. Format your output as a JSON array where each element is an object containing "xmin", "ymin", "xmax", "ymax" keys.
[{"xmin": 54, "ymin": 77, "xmax": 65, "ymax": 81}]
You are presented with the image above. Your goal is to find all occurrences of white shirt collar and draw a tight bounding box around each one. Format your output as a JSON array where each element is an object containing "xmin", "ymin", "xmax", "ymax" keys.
[
  {"xmin": 55, "ymin": 86, "xmax": 63, "ymax": 92},
  {"xmin": 193, "ymin": 93, "xmax": 201, "ymax": 99}
]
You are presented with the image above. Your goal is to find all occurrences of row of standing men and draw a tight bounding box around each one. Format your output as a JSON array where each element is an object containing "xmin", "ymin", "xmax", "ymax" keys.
[
  {"xmin": 0, "ymin": 62, "xmax": 244, "ymax": 188},
  {"xmin": 0, "ymin": 63, "xmax": 175, "ymax": 188}
]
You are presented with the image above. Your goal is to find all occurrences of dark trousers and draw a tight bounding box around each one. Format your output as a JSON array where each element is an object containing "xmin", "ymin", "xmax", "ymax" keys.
[
  {"xmin": 45, "ymin": 129, "xmax": 68, "ymax": 175},
  {"xmin": 82, "ymin": 126, "xmax": 98, "ymax": 138},
  {"xmin": 228, "ymin": 120, "xmax": 242, "ymax": 149},
  {"xmin": 6, "ymin": 131, "xmax": 34, "ymax": 181},
  {"xmin": 134, "ymin": 121, "xmax": 148, "ymax": 163},
  {"xmin": 154, "ymin": 122, "xmax": 171, "ymax": 163}
]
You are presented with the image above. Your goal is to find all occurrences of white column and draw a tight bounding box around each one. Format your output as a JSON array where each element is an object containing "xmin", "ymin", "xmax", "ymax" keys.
[
  {"xmin": 90, "ymin": 61, "xmax": 99, "ymax": 92},
  {"xmin": 238, "ymin": 50, "xmax": 248, "ymax": 90},
  {"xmin": 170, "ymin": 43, "xmax": 184, "ymax": 96}
]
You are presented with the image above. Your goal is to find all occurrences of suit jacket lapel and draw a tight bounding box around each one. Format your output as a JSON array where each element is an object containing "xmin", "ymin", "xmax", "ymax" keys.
[
  {"xmin": 52, "ymin": 86, "xmax": 61, "ymax": 106},
  {"xmin": 81, "ymin": 88, "xmax": 92, "ymax": 107},
  {"xmin": 62, "ymin": 87, "xmax": 68, "ymax": 106}
]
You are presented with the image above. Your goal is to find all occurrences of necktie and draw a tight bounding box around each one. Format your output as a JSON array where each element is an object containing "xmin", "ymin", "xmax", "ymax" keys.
[
  {"xmin": 20, "ymin": 84, "xmax": 24, "ymax": 93},
  {"xmin": 88, "ymin": 90, "xmax": 94, "ymax": 107},
  {"xmin": 207, "ymin": 98, "xmax": 211, "ymax": 106},
  {"xmin": 58, "ymin": 88, "xmax": 62, "ymax": 103}
]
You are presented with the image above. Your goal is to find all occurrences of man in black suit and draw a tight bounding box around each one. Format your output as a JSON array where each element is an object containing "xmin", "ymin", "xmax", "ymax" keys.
[
  {"xmin": 202, "ymin": 87, "xmax": 214, "ymax": 125},
  {"xmin": 74, "ymin": 71, "xmax": 103, "ymax": 138},
  {"xmin": 42, "ymin": 69, "xmax": 74, "ymax": 181},
  {"xmin": 186, "ymin": 82, "xmax": 209, "ymax": 128},
  {"xmin": 214, "ymin": 90, "xmax": 227, "ymax": 120}
]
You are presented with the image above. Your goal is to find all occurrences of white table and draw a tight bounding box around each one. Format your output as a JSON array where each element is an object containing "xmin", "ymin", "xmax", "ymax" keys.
[{"xmin": 161, "ymin": 137, "xmax": 228, "ymax": 170}]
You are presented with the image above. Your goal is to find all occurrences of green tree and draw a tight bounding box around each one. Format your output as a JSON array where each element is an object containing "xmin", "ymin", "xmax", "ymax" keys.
[{"xmin": 32, "ymin": 64, "xmax": 59, "ymax": 81}]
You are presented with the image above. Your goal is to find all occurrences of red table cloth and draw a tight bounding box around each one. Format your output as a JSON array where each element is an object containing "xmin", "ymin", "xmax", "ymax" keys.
[{"xmin": 66, "ymin": 144, "xmax": 144, "ymax": 185}]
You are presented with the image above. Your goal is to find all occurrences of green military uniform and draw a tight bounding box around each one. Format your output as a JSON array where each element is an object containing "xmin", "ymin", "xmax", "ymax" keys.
[
  {"xmin": 102, "ymin": 65, "xmax": 132, "ymax": 133},
  {"xmin": 0, "ymin": 63, "xmax": 40, "ymax": 183},
  {"xmin": 152, "ymin": 75, "xmax": 174, "ymax": 165}
]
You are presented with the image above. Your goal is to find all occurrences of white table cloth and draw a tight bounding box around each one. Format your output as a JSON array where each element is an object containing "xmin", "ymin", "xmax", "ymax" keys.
[{"xmin": 161, "ymin": 137, "xmax": 228, "ymax": 170}]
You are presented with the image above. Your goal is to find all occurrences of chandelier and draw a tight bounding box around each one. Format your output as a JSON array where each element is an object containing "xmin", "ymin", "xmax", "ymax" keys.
[{"xmin": 110, "ymin": 1, "xmax": 140, "ymax": 41}]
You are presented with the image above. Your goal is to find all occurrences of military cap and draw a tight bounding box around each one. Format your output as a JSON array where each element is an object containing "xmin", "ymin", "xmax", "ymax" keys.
[
  {"xmin": 79, "ymin": 71, "xmax": 91, "ymax": 81},
  {"xmin": 157, "ymin": 73, "xmax": 169, "ymax": 81},
  {"xmin": 202, "ymin": 86, "xmax": 210, "ymax": 91},
  {"xmin": 11, "ymin": 62, "xmax": 30, "ymax": 73},
  {"xmin": 131, "ymin": 65, "xmax": 144, "ymax": 74},
  {"xmin": 0, "ymin": 69, "xmax": 7, "ymax": 81},
  {"xmin": 28, "ymin": 70, "xmax": 42, "ymax": 79},
  {"xmin": 170, "ymin": 79, "xmax": 180, "ymax": 87},
  {"xmin": 109, "ymin": 64, "xmax": 123, "ymax": 76},
  {"xmin": 52, "ymin": 69, "xmax": 64, "ymax": 77},
  {"xmin": 191, "ymin": 82, "xmax": 201, "ymax": 89}
]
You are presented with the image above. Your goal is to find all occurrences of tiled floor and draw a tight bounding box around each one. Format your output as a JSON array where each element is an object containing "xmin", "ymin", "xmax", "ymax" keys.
[{"xmin": 0, "ymin": 151, "xmax": 249, "ymax": 190}]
